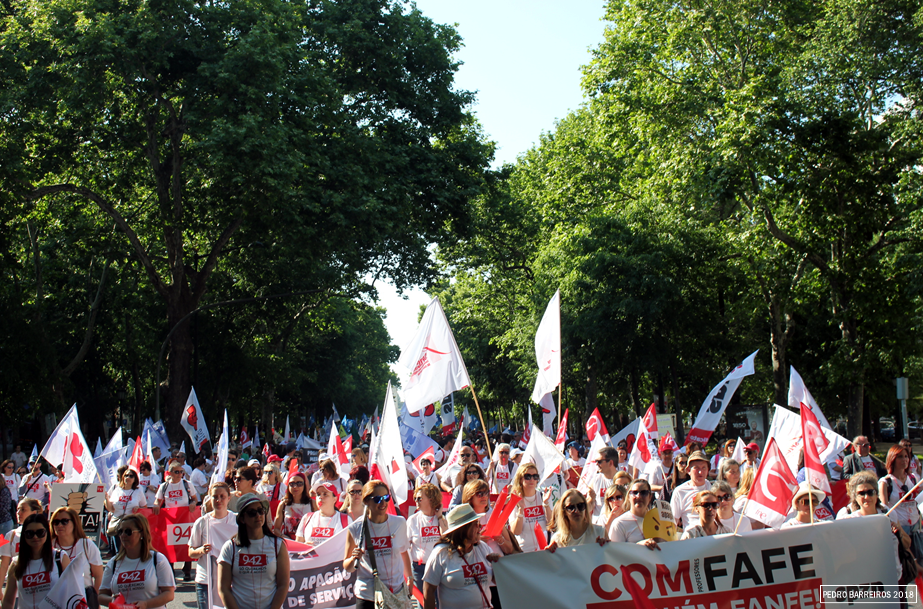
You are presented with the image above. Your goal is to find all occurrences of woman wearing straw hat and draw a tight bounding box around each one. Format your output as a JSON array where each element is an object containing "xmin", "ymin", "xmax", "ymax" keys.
[
  {"xmin": 422, "ymin": 505, "xmax": 500, "ymax": 609},
  {"xmin": 782, "ymin": 482, "xmax": 826, "ymax": 528},
  {"xmin": 217, "ymin": 493, "xmax": 290, "ymax": 609}
]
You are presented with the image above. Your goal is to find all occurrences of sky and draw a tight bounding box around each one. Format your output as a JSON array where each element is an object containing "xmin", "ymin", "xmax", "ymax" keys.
[{"xmin": 376, "ymin": 1, "xmax": 609, "ymax": 365}]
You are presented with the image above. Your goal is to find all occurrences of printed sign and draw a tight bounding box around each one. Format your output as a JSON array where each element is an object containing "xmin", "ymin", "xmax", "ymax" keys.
[{"xmin": 49, "ymin": 483, "xmax": 106, "ymax": 534}]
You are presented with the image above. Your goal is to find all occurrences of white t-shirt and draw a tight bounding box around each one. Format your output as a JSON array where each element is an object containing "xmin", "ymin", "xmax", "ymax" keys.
[
  {"xmin": 590, "ymin": 472, "xmax": 615, "ymax": 519},
  {"xmin": 155, "ymin": 479, "xmax": 196, "ymax": 508},
  {"xmin": 296, "ymin": 511, "xmax": 349, "ymax": 546},
  {"xmin": 670, "ymin": 480, "xmax": 710, "ymax": 529},
  {"xmin": 860, "ymin": 455, "xmax": 876, "ymax": 471},
  {"xmin": 53, "ymin": 538, "xmax": 103, "ymax": 588},
  {"xmin": 4, "ymin": 474, "xmax": 21, "ymax": 502},
  {"xmin": 10, "ymin": 452, "xmax": 27, "ymax": 470},
  {"xmin": 190, "ymin": 468, "xmax": 210, "ymax": 498},
  {"xmin": 741, "ymin": 459, "xmax": 760, "ymax": 474},
  {"xmin": 13, "ymin": 555, "xmax": 61, "ymax": 609},
  {"xmin": 489, "ymin": 462, "xmax": 517, "ymax": 494},
  {"xmin": 346, "ymin": 515, "xmax": 409, "ymax": 601},
  {"xmin": 189, "ymin": 511, "xmax": 237, "ymax": 584},
  {"xmin": 565, "ymin": 457, "xmax": 586, "ymax": 470},
  {"xmin": 256, "ymin": 481, "xmax": 287, "ymax": 502},
  {"xmin": 102, "ymin": 551, "xmax": 176, "ymax": 609},
  {"xmin": 423, "ymin": 542, "xmax": 493, "ymax": 609},
  {"xmin": 415, "ymin": 472, "xmax": 440, "ymax": 488},
  {"xmin": 139, "ymin": 472, "xmax": 161, "ymax": 505},
  {"xmin": 20, "ymin": 473, "xmax": 50, "ymax": 502},
  {"xmin": 722, "ymin": 512, "xmax": 753, "ymax": 534},
  {"xmin": 550, "ymin": 523, "xmax": 607, "ymax": 548},
  {"xmin": 108, "ymin": 487, "xmax": 147, "ymax": 517},
  {"xmin": 514, "ymin": 494, "xmax": 547, "ymax": 553},
  {"xmin": 0, "ymin": 527, "xmax": 22, "ymax": 559},
  {"xmin": 680, "ymin": 522, "xmax": 733, "ymax": 539},
  {"xmin": 883, "ymin": 474, "xmax": 920, "ymax": 528},
  {"xmin": 279, "ymin": 503, "xmax": 312, "ymax": 540},
  {"xmin": 407, "ymin": 511, "xmax": 442, "ymax": 564},
  {"xmin": 609, "ymin": 512, "xmax": 645, "ymax": 543},
  {"xmin": 217, "ymin": 536, "xmax": 283, "ymax": 609}
]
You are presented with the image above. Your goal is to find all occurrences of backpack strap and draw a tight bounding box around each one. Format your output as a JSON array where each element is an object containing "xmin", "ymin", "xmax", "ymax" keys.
[
  {"xmin": 54, "ymin": 549, "xmax": 63, "ymax": 575},
  {"xmin": 340, "ymin": 512, "xmax": 349, "ymax": 528}
]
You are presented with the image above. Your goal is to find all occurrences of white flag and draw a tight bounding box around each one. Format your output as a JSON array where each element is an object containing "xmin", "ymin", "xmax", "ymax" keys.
[
  {"xmin": 397, "ymin": 297, "xmax": 472, "ymax": 414},
  {"xmin": 179, "ymin": 441, "xmax": 186, "ymax": 455},
  {"xmin": 539, "ymin": 392, "xmax": 555, "ymax": 437},
  {"xmin": 180, "ymin": 387, "xmax": 211, "ymax": 453},
  {"xmin": 332, "ymin": 404, "xmax": 342, "ymax": 422},
  {"xmin": 519, "ymin": 407, "xmax": 533, "ymax": 450},
  {"xmin": 38, "ymin": 552, "xmax": 87, "ymax": 609},
  {"xmin": 40, "ymin": 404, "xmax": 99, "ymax": 484},
  {"xmin": 731, "ymin": 436, "xmax": 746, "ymax": 463},
  {"xmin": 742, "ymin": 438, "xmax": 798, "ymax": 529},
  {"xmin": 577, "ymin": 433, "xmax": 609, "ymax": 494},
  {"xmin": 628, "ymin": 403, "xmax": 660, "ymax": 473},
  {"xmin": 211, "ymin": 410, "xmax": 229, "ymax": 487},
  {"xmin": 284, "ymin": 415, "xmax": 291, "ymax": 443},
  {"xmin": 531, "ymin": 290, "xmax": 561, "ymax": 403},
  {"xmin": 766, "ymin": 405, "xmax": 850, "ymax": 476},
  {"xmin": 369, "ymin": 382, "xmax": 410, "ymax": 504},
  {"xmin": 788, "ymin": 367, "xmax": 832, "ymax": 430},
  {"xmin": 610, "ymin": 418, "xmax": 640, "ymax": 452},
  {"xmin": 94, "ymin": 438, "xmax": 102, "ymax": 459},
  {"xmin": 103, "ymin": 428, "xmax": 123, "ymax": 456},
  {"xmin": 521, "ymin": 423, "xmax": 565, "ymax": 484},
  {"xmin": 435, "ymin": 423, "xmax": 465, "ymax": 485},
  {"xmin": 686, "ymin": 350, "xmax": 759, "ymax": 446}
]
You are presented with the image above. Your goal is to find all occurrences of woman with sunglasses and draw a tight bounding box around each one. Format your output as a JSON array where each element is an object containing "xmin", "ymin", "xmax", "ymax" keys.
[
  {"xmin": 880, "ymin": 445, "xmax": 921, "ymax": 538},
  {"xmin": 838, "ymin": 472, "xmax": 908, "ymax": 582},
  {"xmin": 680, "ymin": 491, "xmax": 731, "ymax": 539},
  {"xmin": 273, "ymin": 472, "xmax": 312, "ymax": 539},
  {"xmin": 408, "ymin": 483, "xmax": 448, "ymax": 595},
  {"xmin": 448, "ymin": 464, "xmax": 485, "ymax": 511},
  {"xmin": 50, "ymin": 506, "xmax": 104, "ymax": 608},
  {"xmin": 712, "ymin": 481, "xmax": 751, "ymax": 533},
  {"xmin": 670, "ymin": 455, "xmax": 690, "ymax": 495},
  {"xmin": 343, "ymin": 480, "xmax": 413, "ymax": 609},
  {"xmin": 1, "ymin": 514, "xmax": 69, "ymax": 609},
  {"xmin": 296, "ymin": 482, "xmax": 350, "ymax": 545},
  {"xmin": 464, "ymin": 479, "xmax": 518, "ymax": 559},
  {"xmin": 609, "ymin": 480, "xmax": 663, "ymax": 549},
  {"xmin": 258, "ymin": 464, "xmax": 287, "ymax": 503},
  {"xmin": 595, "ymin": 483, "xmax": 628, "ymax": 532},
  {"xmin": 0, "ymin": 498, "xmax": 43, "ymax": 589},
  {"xmin": 139, "ymin": 461, "xmax": 161, "ymax": 507},
  {"xmin": 311, "ymin": 460, "xmax": 345, "ymax": 497},
  {"xmin": 218, "ymin": 493, "xmax": 289, "ymax": 609},
  {"xmin": 189, "ymin": 482, "xmax": 236, "ymax": 609},
  {"xmin": 422, "ymin": 505, "xmax": 499, "ymax": 609},
  {"xmin": 340, "ymin": 479, "xmax": 366, "ymax": 522},
  {"xmin": 509, "ymin": 463, "xmax": 552, "ymax": 552},
  {"xmin": 782, "ymin": 483, "xmax": 825, "ymax": 528},
  {"xmin": 546, "ymin": 489, "xmax": 607, "ymax": 551},
  {"xmin": 105, "ymin": 467, "xmax": 148, "ymax": 555},
  {"xmin": 101, "ymin": 513, "xmax": 175, "ymax": 609},
  {"xmin": 230, "ymin": 466, "xmax": 259, "ymax": 512},
  {"xmin": 1, "ymin": 460, "xmax": 20, "ymax": 506}
]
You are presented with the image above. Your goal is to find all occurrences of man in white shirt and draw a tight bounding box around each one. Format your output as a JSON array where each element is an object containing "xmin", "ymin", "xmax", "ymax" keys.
[
  {"xmin": 174, "ymin": 451, "xmax": 193, "ymax": 478},
  {"xmin": 10, "ymin": 446, "xmax": 27, "ymax": 470},
  {"xmin": 842, "ymin": 435, "xmax": 886, "ymax": 478},
  {"xmin": 19, "ymin": 460, "xmax": 51, "ymax": 504},
  {"xmin": 642, "ymin": 446, "xmax": 674, "ymax": 493},
  {"xmin": 740, "ymin": 442, "xmax": 761, "ymax": 473},
  {"xmin": 487, "ymin": 443, "xmax": 518, "ymax": 494},
  {"xmin": 588, "ymin": 446, "xmax": 619, "ymax": 520},
  {"xmin": 670, "ymin": 451, "xmax": 711, "ymax": 530},
  {"xmin": 189, "ymin": 457, "xmax": 209, "ymax": 499}
]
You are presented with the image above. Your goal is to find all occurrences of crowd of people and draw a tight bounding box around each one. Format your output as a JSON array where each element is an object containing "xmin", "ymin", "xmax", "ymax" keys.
[{"xmin": 0, "ymin": 428, "xmax": 918, "ymax": 609}]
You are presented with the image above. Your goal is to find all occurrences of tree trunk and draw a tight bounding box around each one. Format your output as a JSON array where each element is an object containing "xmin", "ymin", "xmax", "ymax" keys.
[
  {"xmin": 585, "ymin": 363, "xmax": 599, "ymax": 418},
  {"xmin": 164, "ymin": 301, "xmax": 196, "ymax": 443},
  {"xmin": 669, "ymin": 361, "xmax": 685, "ymax": 444}
]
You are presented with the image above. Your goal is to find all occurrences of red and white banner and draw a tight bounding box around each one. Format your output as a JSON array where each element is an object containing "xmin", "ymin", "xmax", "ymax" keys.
[
  {"xmin": 397, "ymin": 297, "xmax": 471, "ymax": 414},
  {"xmin": 138, "ymin": 506, "xmax": 200, "ymax": 562},
  {"xmin": 628, "ymin": 403, "xmax": 660, "ymax": 473},
  {"xmin": 127, "ymin": 435, "xmax": 145, "ymax": 475},
  {"xmin": 519, "ymin": 407, "xmax": 533, "ymax": 450},
  {"xmin": 286, "ymin": 529, "xmax": 358, "ymax": 609},
  {"xmin": 585, "ymin": 407, "xmax": 609, "ymax": 443},
  {"xmin": 801, "ymin": 403, "xmax": 832, "ymax": 495},
  {"xmin": 788, "ymin": 366, "xmax": 832, "ymax": 430},
  {"xmin": 327, "ymin": 419, "xmax": 349, "ymax": 479},
  {"xmin": 742, "ymin": 438, "xmax": 798, "ymax": 528},
  {"xmin": 368, "ymin": 382, "xmax": 409, "ymax": 505},
  {"xmin": 494, "ymin": 515, "xmax": 898, "ymax": 609},
  {"xmin": 554, "ymin": 408, "xmax": 569, "ymax": 451},
  {"xmin": 40, "ymin": 404, "xmax": 100, "ymax": 484},
  {"xmin": 38, "ymin": 553, "xmax": 88, "ymax": 609},
  {"xmin": 686, "ymin": 350, "xmax": 758, "ymax": 446},
  {"xmin": 411, "ymin": 447, "xmax": 436, "ymax": 477},
  {"xmin": 766, "ymin": 405, "xmax": 850, "ymax": 477},
  {"xmin": 531, "ymin": 290, "xmax": 561, "ymax": 403},
  {"xmin": 180, "ymin": 387, "xmax": 211, "ymax": 453},
  {"xmin": 539, "ymin": 392, "xmax": 556, "ymax": 437},
  {"xmin": 612, "ymin": 418, "xmax": 640, "ymax": 454}
]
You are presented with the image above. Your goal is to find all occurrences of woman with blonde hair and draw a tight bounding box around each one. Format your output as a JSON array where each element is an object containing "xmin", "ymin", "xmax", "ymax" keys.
[
  {"xmin": 50, "ymin": 507, "xmax": 104, "ymax": 607},
  {"xmin": 510, "ymin": 462, "xmax": 552, "ymax": 552},
  {"xmin": 680, "ymin": 491, "xmax": 731, "ymax": 539},
  {"xmin": 448, "ymin": 463, "xmax": 486, "ymax": 510},
  {"xmin": 733, "ymin": 467, "xmax": 756, "ymax": 511},
  {"xmin": 105, "ymin": 467, "xmax": 147, "ymax": 555},
  {"xmin": 350, "ymin": 447, "xmax": 368, "ymax": 468},
  {"xmin": 258, "ymin": 463, "xmax": 286, "ymax": 503},
  {"xmin": 464, "ymin": 479, "xmax": 517, "ymax": 557},
  {"xmin": 609, "ymin": 479, "xmax": 663, "ymax": 549},
  {"xmin": 596, "ymin": 483, "xmax": 628, "ymax": 532},
  {"xmin": 407, "ymin": 483, "xmax": 447, "ymax": 595},
  {"xmin": 546, "ymin": 489, "xmax": 607, "ymax": 551},
  {"xmin": 717, "ymin": 458, "xmax": 741, "ymax": 493},
  {"xmin": 189, "ymin": 482, "xmax": 236, "ymax": 609},
  {"xmin": 100, "ymin": 514, "xmax": 175, "ymax": 609},
  {"xmin": 311, "ymin": 459, "xmax": 345, "ymax": 496},
  {"xmin": 340, "ymin": 479, "xmax": 365, "ymax": 522},
  {"xmin": 273, "ymin": 472, "xmax": 312, "ymax": 539}
]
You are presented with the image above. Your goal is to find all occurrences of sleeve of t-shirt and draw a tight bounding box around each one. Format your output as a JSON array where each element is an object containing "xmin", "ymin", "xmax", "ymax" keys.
[
  {"xmin": 85, "ymin": 539, "xmax": 103, "ymax": 567},
  {"xmin": 217, "ymin": 540, "xmax": 235, "ymax": 566},
  {"xmin": 155, "ymin": 483, "xmax": 165, "ymax": 504},
  {"xmin": 154, "ymin": 552, "xmax": 176, "ymax": 587},
  {"xmin": 189, "ymin": 518, "xmax": 204, "ymax": 549},
  {"xmin": 422, "ymin": 546, "xmax": 445, "ymax": 586},
  {"xmin": 138, "ymin": 491, "xmax": 148, "ymax": 508},
  {"xmin": 296, "ymin": 513, "xmax": 311, "ymax": 540},
  {"xmin": 101, "ymin": 559, "xmax": 115, "ymax": 592},
  {"xmin": 392, "ymin": 516, "xmax": 409, "ymax": 553}
]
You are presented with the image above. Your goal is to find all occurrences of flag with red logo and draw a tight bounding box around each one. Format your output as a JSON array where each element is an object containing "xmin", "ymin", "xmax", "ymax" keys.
[
  {"xmin": 210, "ymin": 410, "xmax": 229, "ymax": 487},
  {"xmin": 658, "ymin": 433, "xmax": 679, "ymax": 454},
  {"xmin": 519, "ymin": 407, "xmax": 533, "ymax": 450},
  {"xmin": 180, "ymin": 387, "xmax": 211, "ymax": 453},
  {"xmin": 137, "ymin": 506, "xmax": 199, "ymax": 562},
  {"xmin": 686, "ymin": 350, "xmax": 758, "ymax": 446},
  {"xmin": 788, "ymin": 367, "xmax": 832, "ymax": 430},
  {"xmin": 585, "ymin": 407, "xmax": 609, "ymax": 443},
  {"xmin": 628, "ymin": 403, "xmax": 660, "ymax": 473},
  {"xmin": 411, "ymin": 447, "xmax": 436, "ymax": 477},
  {"xmin": 577, "ymin": 432, "xmax": 609, "ymax": 494},
  {"xmin": 127, "ymin": 436, "xmax": 144, "ymax": 476},
  {"xmin": 742, "ymin": 438, "xmax": 798, "ymax": 528},
  {"xmin": 369, "ymin": 382, "xmax": 410, "ymax": 504},
  {"xmin": 531, "ymin": 290, "xmax": 561, "ymax": 403},
  {"xmin": 342, "ymin": 435, "xmax": 353, "ymax": 454},
  {"xmin": 262, "ymin": 443, "xmax": 270, "ymax": 460},
  {"xmin": 39, "ymin": 404, "xmax": 100, "ymax": 484},
  {"xmin": 240, "ymin": 428, "xmax": 250, "ymax": 449},
  {"xmin": 37, "ymin": 552, "xmax": 88, "ymax": 609},
  {"xmin": 539, "ymin": 392, "xmax": 556, "ymax": 437},
  {"xmin": 554, "ymin": 408, "xmax": 569, "ymax": 451},
  {"xmin": 800, "ymin": 402, "xmax": 831, "ymax": 495},
  {"xmin": 327, "ymin": 419, "xmax": 349, "ymax": 479},
  {"xmin": 521, "ymin": 423, "xmax": 565, "ymax": 484},
  {"xmin": 436, "ymin": 415, "xmax": 466, "ymax": 485},
  {"xmin": 396, "ymin": 297, "xmax": 472, "ymax": 414}
]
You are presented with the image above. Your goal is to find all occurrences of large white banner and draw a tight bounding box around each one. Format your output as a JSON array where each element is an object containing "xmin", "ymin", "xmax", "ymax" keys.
[
  {"xmin": 494, "ymin": 516, "xmax": 898, "ymax": 609},
  {"xmin": 285, "ymin": 529, "xmax": 358, "ymax": 608}
]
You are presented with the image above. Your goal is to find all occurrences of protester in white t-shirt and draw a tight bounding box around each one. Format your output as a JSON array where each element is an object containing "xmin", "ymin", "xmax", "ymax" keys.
[
  {"xmin": 423, "ymin": 505, "xmax": 498, "ymax": 609},
  {"xmin": 1, "ymin": 514, "xmax": 70, "ymax": 609},
  {"xmin": 680, "ymin": 491, "xmax": 733, "ymax": 539},
  {"xmin": 256, "ymin": 464, "xmax": 287, "ymax": 503},
  {"xmin": 50, "ymin": 506, "xmax": 104, "ymax": 595},
  {"xmin": 407, "ymin": 483, "xmax": 447, "ymax": 595},
  {"xmin": 781, "ymin": 483, "xmax": 829, "ymax": 528},
  {"xmin": 510, "ymin": 463, "xmax": 552, "ymax": 553},
  {"xmin": 565, "ymin": 443, "xmax": 585, "ymax": 471},
  {"xmin": 415, "ymin": 457, "xmax": 442, "ymax": 490},
  {"xmin": 587, "ymin": 447, "xmax": 619, "ymax": 520},
  {"xmin": 218, "ymin": 493, "xmax": 290, "ymax": 609},
  {"xmin": 189, "ymin": 483, "xmax": 236, "ymax": 609},
  {"xmin": 296, "ymin": 482, "xmax": 349, "ymax": 546},
  {"xmin": 105, "ymin": 468, "xmax": 148, "ymax": 556},
  {"xmin": 272, "ymin": 472, "xmax": 312, "ymax": 540},
  {"xmin": 9, "ymin": 448, "xmax": 26, "ymax": 472},
  {"xmin": 139, "ymin": 461, "xmax": 161, "ymax": 506},
  {"xmin": 190, "ymin": 457, "xmax": 210, "ymax": 499},
  {"xmin": 99, "ymin": 514, "xmax": 175, "ymax": 609},
  {"xmin": 486, "ymin": 444, "xmax": 518, "ymax": 494},
  {"xmin": 712, "ymin": 481, "xmax": 751, "ymax": 534},
  {"xmin": 154, "ymin": 460, "xmax": 198, "ymax": 512},
  {"xmin": 546, "ymin": 489, "xmax": 608, "ymax": 551},
  {"xmin": 609, "ymin": 480, "xmax": 665, "ymax": 550},
  {"xmin": 670, "ymin": 451, "xmax": 712, "ymax": 530},
  {"xmin": 343, "ymin": 481, "xmax": 412, "ymax": 605},
  {"xmin": 18, "ymin": 462, "xmax": 50, "ymax": 505},
  {"xmin": 0, "ymin": 498, "xmax": 43, "ymax": 590},
  {"xmin": 1, "ymin": 462, "xmax": 20, "ymax": 505},
  {"xmin": 740, "ymin": 443, "xmax": 761, "ymax": 474}
]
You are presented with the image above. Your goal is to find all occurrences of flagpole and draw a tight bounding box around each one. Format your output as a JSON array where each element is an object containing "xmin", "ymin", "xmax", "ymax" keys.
[
  {"xmin": 885, "ymin": 475, "xmax": 923, "ymax": 517},
  {"xmin": 733, "ymin": 497, "xmax": 749, "ymax": 535},
  {"xmin": 557, "ymin": 384, "xmax": 563, "ymax": 437},
  {"xmin": 809, "ymin": 491, "xmax": 814, "ymax": 525},
  {"xmin": 469, "ymin": 386, "xmax": 493, "ymax": 462}
]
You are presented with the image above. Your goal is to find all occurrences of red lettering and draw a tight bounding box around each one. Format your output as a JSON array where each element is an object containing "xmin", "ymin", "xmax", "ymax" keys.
[
  {"xmin": 590, "ymin": 564, "xmax": 621, "ymax": 600},
  {"xmin": 462, "ymin": 563, "xmax": 486, "ymax": 578},
  {"xmin": 371, "ymin": 536, "xmax": 392, "ymax": 550},
  {"xmin": 656, "ymin": 561, "xmax": 693, "ymax": 596},
  {"xmin": 117, "ymin": 570, "xmax": 145, "ymax": 584},
  {"xmin": 497, "ymin": 472, "xmax": 509, "ymax": 480},
  {"xmin": 23, "ymin": 572, "xmax": 49, "ymax": 587},
  {"xmin": 239, "ymin": 554, "xmax": 267, "ymax": 567},
  {"xmin": 621, "ymin": 564, "xmax": 652, "ymax": 597},
  {"xmin": 524, "ymin": 506, "xmax": 543, "ymax": 519},
  {"xmin": 421, "ymin": 526, "xmax": 440, "ymax": 537},
  {"xmin": 168, "ymin": 490, "xmax": 183, "ymax": 499},
  {"xmin": 311, "ymin": 527, "xmax": 334, "ymax": 538},
  {"xmin": 118, "ymin": 495, "xmax": 131, "ymax": 503}
]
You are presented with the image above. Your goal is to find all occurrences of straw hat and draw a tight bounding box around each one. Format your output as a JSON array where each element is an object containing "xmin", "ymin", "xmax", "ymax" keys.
[
  {"xmin": 444, "ymin": 504, "xmax": 481, "ymax": 534},
  {"xmin": 791, "ymin": 482, "xmax": 825, "ymax": 508},
  {"xmin": 687, "ymin": 451, "xmax": 709, "ymax": 465}
]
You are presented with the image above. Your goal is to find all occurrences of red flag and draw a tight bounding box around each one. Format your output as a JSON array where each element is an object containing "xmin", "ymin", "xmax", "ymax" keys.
[
  {"xmin": 800, "ymin": 402, "xmax": 831, "ymax": 494},
  {"xmin": 137, "ymin": 507, "xmax": 198, "ymax": 562},
  {"xmin": 262, "ymin": 443, "xmax": 271, "ymax": 459},
  {"xmin": 287, "ymin": 456, "xmax": 299, "ymax": 482},
  {"xmin": 585, "ymin": 407, "xmax": 609, "ymax": 442},
  {"xmin": 554, "ymin": 408, "xmax": 569, "ymax": 450},
  {"xmin": 622, "ymin": 568, "xmax": 656, "ymax": 609},
  {"xmin": 343, "ymin": 436, "xmax": 354, "ymax": 454},
  {"xmin": 128, "ymin": 437, "xmax": 144, "ymax": 475},
  {"xmin": 411, "ymin": 447, "xmax": 436, "ymax": 477},
  {"xmin": 658, "ymin": 432, "xmax": 679, "ymax": 453},
  {"xmin": 742, "ymin": 438, "xmax": 798, "ymax": 528}
]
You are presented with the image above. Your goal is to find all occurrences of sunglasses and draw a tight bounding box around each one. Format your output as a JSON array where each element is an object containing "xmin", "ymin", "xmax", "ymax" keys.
[
  {"xmin": 717, "ymin": 494, "xmax": 732, "ymax": 502},
  {"xmin": 171, "ymin": 469, "xmax": 184, "ymax": 474},
  {"xmin": 857, "ymin": 443, "xmax": 870, "ymax": 447},
  {"xmin": 466, "ymin": 470, "xmax": 479, "ymax": 476},
  {"xmin": 370, "ymin": 494, "xmax": 391, "ymax": 505},
  {"xmin": 349, "ymin": 489, "xmax": 362, "ymax": 496},
  {"xmin": 263, "ymin": 470, "xmax": 274, "ymax": 475},
  {"xmin": 523, "ymin": 474, "xmax": 540, "ymax": 481},
  {"xmin": 52, "ymin": 519, "xmax": 73, "ymax": 527},
  {"xmin": 117, "ymin": 529, "xmax": 138, "ymax": 537},
  {"xmin": 243, "ymin": 507, "xmax": 266, "ymax": 517},
  {"xmin": 124, "ymin": 473, "xmax": 136, "ymax": 479},
  {"xmin": 289, "ymin": 481, "xmax": 304, "ymax": 487},
  {"xmin": 23, "ymin": 529, "xmax": 47, "ymax": 539},
  {"xmin": 474, "ymin": 490, "xmax": 489, "ymax": 498},
  {"xmin": 564, "ymin": 503, "xmax": 587, "ymax": 513},
  {"xmin": 499, "ymin": 451, "xmax": 510, "ymax": 455},
  {"xmin": 699, "ymin": 502, "xmax": 719, "ymax": 510},
  {"xmin": 608, "ymin": 495, "xmax": 623, "ymax": 502},
  {"xmin": 857, "ymin": 489, "xmax": 877, "ymax": 497},
  {"xmin": 629, "ymin": 490, "xmax": 651, "ymax": 497},
  {"xmin": 677, "ymin": 461, "xmax": 688, "ymax": 466},
  {"xmin": 460, "ymin": 454, "xmax": 474, "ymax": 459},
  {"xmin": 593, "ymin": 459, "xmax": 608, "ymax": 465}
]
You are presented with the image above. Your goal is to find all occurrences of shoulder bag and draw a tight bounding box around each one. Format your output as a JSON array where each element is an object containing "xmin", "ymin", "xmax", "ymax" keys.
[{"xmin": 361, "ymin": 517, "xmax": 412, "ymax": 609}]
